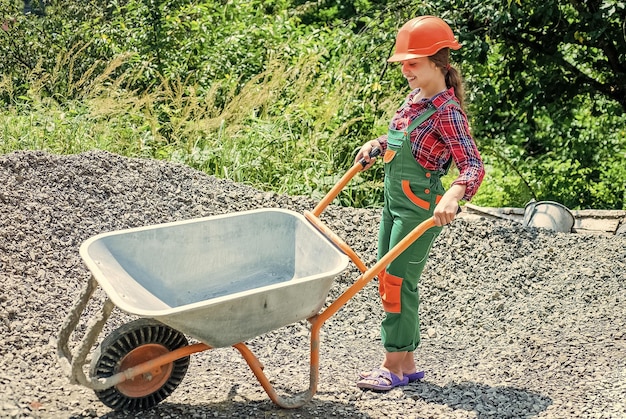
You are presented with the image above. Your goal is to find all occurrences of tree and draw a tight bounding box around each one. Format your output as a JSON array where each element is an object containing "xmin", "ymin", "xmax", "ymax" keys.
[
  {"xmin": 441, "ymin": 0, "xmax": 626, "ymax": 208},
  {"xmin": 457, "ymin": 1, "xmax": 626, "ymax": 107}
]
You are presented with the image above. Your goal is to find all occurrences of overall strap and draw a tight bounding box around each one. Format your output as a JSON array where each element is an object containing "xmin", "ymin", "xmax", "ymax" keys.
[
  {"xmin": 403, "ymin": 98, "xmax": 460, "ymax": 175},
  {"xmin": 404, "ymin": 98, "xmax": 459, "ymax": 134},
  {"xmin": 405, "ymin": 106, "xmax": 437, "ymax": 134}
]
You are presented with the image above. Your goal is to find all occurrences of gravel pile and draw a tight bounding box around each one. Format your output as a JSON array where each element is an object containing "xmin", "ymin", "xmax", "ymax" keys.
[{"xmin": 1, "ymin": 150, "xmax": 625, "ymax": 419}]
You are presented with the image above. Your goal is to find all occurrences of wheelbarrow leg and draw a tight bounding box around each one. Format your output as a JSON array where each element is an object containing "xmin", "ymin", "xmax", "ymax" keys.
[
  {"xmin": 57, "ymin": 275, "xmax": 98, "ymax": 363},
  {"xmin": 57, "ymin": 275, "xmax": 116, "ymax": 387},
  {"xmin": 233, "ymin": 337, "xmax": 320, "ymax": 409}
]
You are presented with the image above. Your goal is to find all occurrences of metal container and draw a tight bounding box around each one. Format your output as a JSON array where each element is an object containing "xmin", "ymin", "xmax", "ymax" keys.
[
  {"xmin": 80, "ymin": 208, "xmax": 349, "ymax": 347},
  {"xmin": 522, "ymin": 200, "xmax": 575, "ymax": 233}
]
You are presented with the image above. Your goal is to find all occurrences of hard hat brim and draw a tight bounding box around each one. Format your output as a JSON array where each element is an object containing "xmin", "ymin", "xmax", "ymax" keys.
[
  {"xmin": 387, "ymin": 52, "xmax": 428, "ymax": 62},
  {"xmin": 387, "ymin": 42, "xmax": 462, "ymax": 63}
]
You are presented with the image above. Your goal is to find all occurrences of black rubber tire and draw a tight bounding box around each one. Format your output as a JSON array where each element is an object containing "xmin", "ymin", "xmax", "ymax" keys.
[{"xmin": 89, "ymin": 318, "xmax": 190, "ymax": 412}]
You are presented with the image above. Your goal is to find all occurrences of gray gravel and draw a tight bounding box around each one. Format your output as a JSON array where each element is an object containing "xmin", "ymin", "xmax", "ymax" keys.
[{"xmin": 1, "ymin": 150, "xmax": 625, "ymax": 419}]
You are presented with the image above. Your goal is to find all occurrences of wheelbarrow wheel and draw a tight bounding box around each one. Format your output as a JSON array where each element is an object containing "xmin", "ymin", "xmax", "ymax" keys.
[{"xmin": 89, "ymin": 318, "xmax": 190, "ymax": 412}]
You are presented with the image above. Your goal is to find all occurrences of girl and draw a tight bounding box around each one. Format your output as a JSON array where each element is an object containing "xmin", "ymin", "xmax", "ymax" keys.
[{"xmin": 355, "ymin": 15, "xmax": 485, "ymax": 391}]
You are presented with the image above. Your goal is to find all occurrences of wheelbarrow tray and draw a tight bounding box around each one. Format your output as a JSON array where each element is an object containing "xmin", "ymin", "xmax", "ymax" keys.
[{"xmin": 80, "ymin": 208, "xmax": 349, "ymax": 348}]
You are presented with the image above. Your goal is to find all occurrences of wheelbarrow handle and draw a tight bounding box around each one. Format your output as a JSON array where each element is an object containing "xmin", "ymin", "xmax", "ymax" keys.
[
  {"xmin": 357, "ymin": 147, "xmax": 381, "ymax": 168},
  {"xmin": 311, "ymin": 215, "xmax": 437, "ymax": 329},
  {"xmin": 310, "ymin": 147, "xmax": 381, "ymax": 217}
]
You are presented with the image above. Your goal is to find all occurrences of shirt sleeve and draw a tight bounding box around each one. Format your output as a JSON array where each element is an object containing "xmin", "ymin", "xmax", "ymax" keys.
[{"xmin": 436, "ymin": 106, "xmax": 485, "ymax": 201}]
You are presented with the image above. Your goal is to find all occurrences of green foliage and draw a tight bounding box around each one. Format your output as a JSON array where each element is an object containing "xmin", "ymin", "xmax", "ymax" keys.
[
  {"xmin": 1, "ymin": 0, "xmax": 625, "ymax": 210},
  {"xmin": 0, "ymin": 0, "xmax": 113, "ymax": 102},
  {"xmin": 442, "ymin": 0, "xmax": 626, "ymax": 209}
]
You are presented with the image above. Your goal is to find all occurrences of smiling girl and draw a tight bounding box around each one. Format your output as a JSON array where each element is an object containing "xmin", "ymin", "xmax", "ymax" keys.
[{"xmin": 355, "ymin": 16, "xmax": 485, "ymax": 391}]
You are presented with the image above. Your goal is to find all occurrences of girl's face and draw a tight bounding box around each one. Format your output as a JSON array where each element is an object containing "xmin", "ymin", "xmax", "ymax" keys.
[{"xmin": 400, "ymin": 57, "xmax": 440, "ymax": 90}]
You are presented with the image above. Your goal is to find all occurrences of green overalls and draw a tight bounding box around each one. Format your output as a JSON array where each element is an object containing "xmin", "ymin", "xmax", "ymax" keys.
[{"xmin": 377, "ymin": 100, "xmax": 455, "ymax": 353}]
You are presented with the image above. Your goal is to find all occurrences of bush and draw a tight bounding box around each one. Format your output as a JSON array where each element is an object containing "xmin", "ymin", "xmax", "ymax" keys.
[{"xmin": 1, "ymin": 0, "xmax": 624, "ymax": 210}]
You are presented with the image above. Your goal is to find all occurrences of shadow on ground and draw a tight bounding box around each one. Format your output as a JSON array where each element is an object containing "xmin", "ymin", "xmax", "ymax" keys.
[
  {"xmin": 404, "ymin": 380, "xmax": 553, "ymax": 418},
  {"xmin": 68, "ymin": 381, "xmax": 550, "ymax": 419},
  {"xmin": 86, "ymin": 398, "xmax": 372, "ymax": 419}
]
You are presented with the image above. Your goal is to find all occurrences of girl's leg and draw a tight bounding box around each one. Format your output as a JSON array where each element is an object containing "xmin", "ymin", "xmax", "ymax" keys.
[{"xmin": 380, "ymin": 351, "xmax": 409, "ymax": 379}]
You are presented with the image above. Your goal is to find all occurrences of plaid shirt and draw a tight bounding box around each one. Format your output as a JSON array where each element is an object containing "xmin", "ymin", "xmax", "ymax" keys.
[{"xmin": 377, "ymin": 87, "xmax": 485, "ymax": 201}]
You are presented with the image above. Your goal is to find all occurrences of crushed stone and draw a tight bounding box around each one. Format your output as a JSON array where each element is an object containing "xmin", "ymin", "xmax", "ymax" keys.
[{"xmin": 1, "ymin": 150, "xmax": 625, "ymax": 418}]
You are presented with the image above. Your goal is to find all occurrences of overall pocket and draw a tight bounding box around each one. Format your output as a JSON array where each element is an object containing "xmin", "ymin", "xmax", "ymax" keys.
[
  {"xmin": 401, "ymin": 179, "xmax": 442, "ymax": 211},
  {"xmin": 384, "ymin": 130, "xmax": 405, "ymax": 163},
  {"xmin": 378, "ymin": 270, "xmax": 403, "ymax": 313}
]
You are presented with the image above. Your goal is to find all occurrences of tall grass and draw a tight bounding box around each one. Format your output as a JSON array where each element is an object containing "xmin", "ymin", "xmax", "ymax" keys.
[{"xmin": 0, "ymin": 52, "xmax": 404, "ymax": 207}]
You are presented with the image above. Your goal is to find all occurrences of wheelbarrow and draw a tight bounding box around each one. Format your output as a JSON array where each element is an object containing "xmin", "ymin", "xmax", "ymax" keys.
[{"xmin": 56, "ymin": 149, "xmax": 439, "ymax": 412}]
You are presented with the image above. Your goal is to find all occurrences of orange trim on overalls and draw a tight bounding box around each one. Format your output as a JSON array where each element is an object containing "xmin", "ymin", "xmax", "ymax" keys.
[
  {"xmin": 401, "ymin": 180, "xmax": 429, "ymax": 210},
  {"xmin": 378, "ymin": 270, "xmax": 403, "ymax": 313},
  {"xmin": 383, "ymin": 149, "xmax": 396, "ymax": 163},
  {"xmin": 401, "ymin": 180, "xmax": 443, "ymax": 211}
]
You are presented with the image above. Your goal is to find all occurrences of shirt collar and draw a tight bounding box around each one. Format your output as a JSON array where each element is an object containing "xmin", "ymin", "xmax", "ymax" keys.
[
  {"xmin": 407, "ymin": 87, "xmax": 456, "ymax": 109},
  {"xmin": 431, "ymin": 87, "xmax": 456, "ymax": 109}
]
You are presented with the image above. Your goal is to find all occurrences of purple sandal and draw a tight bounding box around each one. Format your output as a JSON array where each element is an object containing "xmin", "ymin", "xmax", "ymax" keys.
[
  {"xmin": 357, "ymin": 368, "xmax": 409, "ymax": 391},
  {"xmin": 359, "ymin": 369, "xmax": 424, "ymax": 383},
  {"xmin": 406, "ymin": 370, "xmax": 425, "ymax": 382}
]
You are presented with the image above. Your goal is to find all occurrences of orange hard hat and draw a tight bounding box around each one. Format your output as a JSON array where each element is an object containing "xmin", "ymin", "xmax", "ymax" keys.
[{"xmin": 387, "ymin": 16, "xmax": 461, "ymax": 62}]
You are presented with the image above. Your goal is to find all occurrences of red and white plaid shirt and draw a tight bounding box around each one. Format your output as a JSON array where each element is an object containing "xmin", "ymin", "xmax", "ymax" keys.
[{"xmin": 377, "ymin": 87, "xmax": 485, "ymax": 201}]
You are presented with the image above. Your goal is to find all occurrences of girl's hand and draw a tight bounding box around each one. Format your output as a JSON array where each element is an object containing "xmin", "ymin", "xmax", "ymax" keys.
[
  {"xmin": 355, "ymin": 140, "xmax": 382, "ymax": 171},
  {"xmin": 433, "ymin": 184, "xmax": 466, "ymax": 226}
]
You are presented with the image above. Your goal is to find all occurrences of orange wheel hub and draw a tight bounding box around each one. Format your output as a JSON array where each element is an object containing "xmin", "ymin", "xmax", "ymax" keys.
[{"xmin": 116, "ymin": 344, "xmax": 173, "ymax": 397}]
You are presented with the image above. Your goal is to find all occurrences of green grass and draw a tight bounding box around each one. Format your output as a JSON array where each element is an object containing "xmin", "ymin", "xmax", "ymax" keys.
[
  {"xmin": 4, "ymin": 50, "xmax": 578, "ymax": 210},
  {"xmin": 0, "ymin": 54, "xmax": 402, "ymax": 208}
]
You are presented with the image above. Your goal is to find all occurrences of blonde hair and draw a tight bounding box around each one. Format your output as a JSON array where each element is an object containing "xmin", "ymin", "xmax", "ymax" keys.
[{"xmin": 429, "ymin": 48, "xmax": 465, "ymax": 110}]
